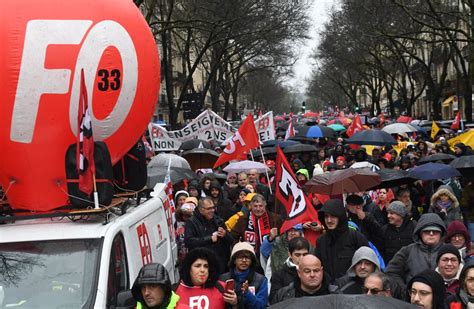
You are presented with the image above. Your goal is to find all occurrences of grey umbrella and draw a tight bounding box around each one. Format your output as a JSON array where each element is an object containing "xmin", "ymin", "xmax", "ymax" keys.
[
  {"xmin": 149, "ymin": 153, "xmax": 191, "ymax": 169},
  {"xmin": 269, "ymin": 295, "xmax": 417, "ymax": 309}
]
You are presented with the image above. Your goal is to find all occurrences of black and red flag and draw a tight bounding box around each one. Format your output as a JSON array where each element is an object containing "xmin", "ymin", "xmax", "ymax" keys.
[
  {"xmin": 77, "ymin": 69, "xmax": 95, "ymax": 195},
  {"xmin": 274, "ymin": 146, "xmax": 320, "ymax": 244}
]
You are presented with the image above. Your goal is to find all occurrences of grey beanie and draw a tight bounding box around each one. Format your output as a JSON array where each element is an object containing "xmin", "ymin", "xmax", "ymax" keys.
[
  {"xmin": 387, "ymin": 201, "xmax": 408, "ymax": 218},
  {"xmin": 347, "ymin": 246, "xmax": 380, "ymax": 277}
]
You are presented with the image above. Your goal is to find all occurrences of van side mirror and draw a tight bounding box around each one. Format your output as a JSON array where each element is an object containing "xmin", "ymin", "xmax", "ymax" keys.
[{"xmin": 116, "ymin": 290, "xmax": 135, "ymax": 309}]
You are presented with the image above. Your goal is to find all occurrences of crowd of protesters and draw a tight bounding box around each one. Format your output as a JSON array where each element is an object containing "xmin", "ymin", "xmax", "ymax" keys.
[{"xmin": 132, "ymin": 122, "xmax": 474, "ymax": 309}]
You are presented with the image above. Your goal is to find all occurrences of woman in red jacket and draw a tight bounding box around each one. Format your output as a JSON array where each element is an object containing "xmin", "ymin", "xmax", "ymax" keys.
[{"xmin": 176, "ymin": 248, "xmax": 237, "ymax": 309}]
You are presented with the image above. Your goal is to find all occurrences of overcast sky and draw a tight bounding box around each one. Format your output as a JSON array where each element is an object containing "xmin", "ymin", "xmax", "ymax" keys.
[{"xmin": 288, "ymin": 0, "xmax": 338, "ymax": 95}]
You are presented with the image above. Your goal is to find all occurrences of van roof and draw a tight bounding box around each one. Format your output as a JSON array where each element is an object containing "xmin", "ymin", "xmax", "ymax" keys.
[{"xmin": 0, "ymin": 184, "xmax": 167, "ymax": 243}]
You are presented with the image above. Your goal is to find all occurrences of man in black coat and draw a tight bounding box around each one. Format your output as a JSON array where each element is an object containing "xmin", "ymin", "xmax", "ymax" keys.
[
  {"xmin": 380, "ymin": 201, "xmax": 416, "ymax": 263},
  {"xmin": 184, "ymin": 197, "xmax": 234, "ymax": 274},
  {"xmin": 408, "ymin": 269, "xmax": 446, "ymax": 309},
  {"xmin": 314, "ymin": 199, "xmax": 369, "ymax": 281},
  {"xmin": 272, "ymin": 255, "xmax": 335, "ymax": 304},
  {"xmin": 269, "ymin": 237, "xmax": 310, "ymax": 302},
  {"xmin": 346, "ymin": 194, "xmax": 383, "ymax": 249},
  {"xmin": 209, "ymin": 180, "xmax": 238, "ymax": 222}
]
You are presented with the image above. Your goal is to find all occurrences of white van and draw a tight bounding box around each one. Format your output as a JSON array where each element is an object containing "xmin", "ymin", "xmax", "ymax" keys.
[{"xmin": 0, "ymin": 183, "xmax": 178, "ymax": 308}]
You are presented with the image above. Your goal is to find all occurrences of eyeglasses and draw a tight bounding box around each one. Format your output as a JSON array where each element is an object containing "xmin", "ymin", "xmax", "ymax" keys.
[
  {"xmin": 422, "ymin": 230, "xmax": 441, "ymax": 235},
  {"xmin": 408, "ymin": 289, "xmax": 432, "ymax": 298},
  {"xmin": 439, "ymin": 257, "xmax": 459, "ymax": 264},
  {"xmin": 202, "ymin": 206, "xmax": 215, "ymax": 211},
  {"xmin": 236, "ymin": 255, "xmax": 252, "ymax": 260},
  {"xmin": 362, "ymin": 287, "xmax": 384, "ymax": 295}
]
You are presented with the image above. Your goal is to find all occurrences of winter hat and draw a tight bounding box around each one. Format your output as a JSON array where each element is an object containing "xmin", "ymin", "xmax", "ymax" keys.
[
  {"xmin": 346, "ymin": 194, "xmax": 364, "ymax": 206},
  {"xmin": 336, "ymin": 156, "xmax": 346, "ymax": 163},
  {"xmin": 387, "ymin": 201, "xmax": 408, "ymax": 218},
  {"xmin": 226, "ymin": 173, "xmax": 237, "ymax": 181},
  {"xmin": 209, "ymin": 180, "xmax": 221, "ymax": 190},
  {"xmin": 174, "ymin": 190, "xmax": 189, "ymax": 203},
  {"xmin": 313, "ymin": 164, "xmax": 324, "ymax": 176},
  {"xmin": 185, "ymin": 197, "xmax": 198, "ymax": 206},
  {"xmin": 229, "ymin": 242, "xmax": 257, "ymax": 268},
  {"xmin": 321, "ymin": 199, "xmax": 347, "ymax": 219},
  {"xmin": 241, "ymin": 188, "xmax": 251, "ymax": 195},
  {"xmin": 296, "ymin": 169, "xmax": 309, "ymax": 180},
  {"xmin": 436, "ymin": 244, "xmax": 461, "ymax": 264},
  {"xmin": 421, "ymin": 225, "xmax": 442, "ymax": 233},
  {"xmin": 347, "ymin": 246, "xmax": 380, "ymax": 277},
  {"xmin": 446, "ymin": 220, "xmax": 471, "ymax": 251}
]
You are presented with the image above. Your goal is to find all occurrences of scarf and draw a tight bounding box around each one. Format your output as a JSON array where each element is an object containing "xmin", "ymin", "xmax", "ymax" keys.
[
  {"xmin": 244, "ymin": 212, "xmax": 271, "ymax": 252},
  {"xmin": 460, "ymin": 289, "xmax": 474, "ymax": 306},
  {"xmin": 436, "ymin": 199, "xmax": 452, "ymax": 210}
]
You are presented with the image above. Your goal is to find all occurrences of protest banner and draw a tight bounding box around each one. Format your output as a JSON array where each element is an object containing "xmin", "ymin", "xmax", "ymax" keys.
[
  {"xmin": 149, "ymin": 110, "xmax": 235, "ymax": 151},
  {"xmin": 254, "ymin": 111, "xmax": 275, "ymax": 142}
]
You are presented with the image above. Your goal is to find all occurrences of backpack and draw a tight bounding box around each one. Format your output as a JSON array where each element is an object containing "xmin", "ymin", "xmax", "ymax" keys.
[
  {"xmin": 348, "ymin": 221, "xmax": 386, "ymax": 271},
  {"xmin": 65, "ymin": 141, "xmax": 114, "ymax": 208},
  {"xmin": 113, "ymin": 139, "xmax": 147, "ymax": 191}
]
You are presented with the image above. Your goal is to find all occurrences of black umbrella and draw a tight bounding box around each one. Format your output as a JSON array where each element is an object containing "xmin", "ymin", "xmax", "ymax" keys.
[
  {"xmin": 450, "ymin": 155, "xmax": 474, "ymax": 177},
  {"xmin": 408, "ymin": 162, "xmax": 461, "ymax": 180},
  {"xmin": 346, "ymin": 130, "xmax": 397, "ymax": 146},
  {"xmin": 418, "ymin": 153, "xmax": 456, "ymax": 165},
  {"xmin": 178, "ymin": 139, "xmax": 212, "ymax": 151},
  {"xmin": 251, "ymin": 147, "xmax": 278, "ymax": 159},
  {"xmin": 262, "ymin": 140, "xmax": 299, "ymax": 148},
  {"xmin": 269, "ymin": 294, "xmax": 416, "ymax": 309},
  {"xmin": 368, "ymin": 168, "xmax": 416, "ymax": 190},
  {"xmin": 283, "ymin": 144, "xmax": 318, "ymax": 154}
]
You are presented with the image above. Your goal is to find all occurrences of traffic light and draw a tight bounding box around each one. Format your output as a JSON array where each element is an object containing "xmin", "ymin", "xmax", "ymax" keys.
[
  {"xmin": 302, "ymin": 101, "xmax": 306, "ymax": 111},
  {"xmin": 355, "ymin": 104, "xmax": 360, "ymax": 113}
]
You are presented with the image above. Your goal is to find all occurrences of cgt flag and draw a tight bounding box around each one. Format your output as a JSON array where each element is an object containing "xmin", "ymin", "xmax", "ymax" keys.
[
  {"xmin": 346, "ymin": 114, "xmax": 364, "ymax": 137},
  {"xmin": 213, "ymin": 113, "xmax": 259, "ymax": 168},
  {"xmin": 275, "ymin": 146, "xmax": 320, "ymax": 243},
  {"xmin": 77, "ymin": 69, "xmax": 95, "ymax": 195}
]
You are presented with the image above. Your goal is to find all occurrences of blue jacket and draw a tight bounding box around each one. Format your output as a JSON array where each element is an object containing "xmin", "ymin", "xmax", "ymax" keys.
[{"xmin": 220, "ymin": 268, "xmax": 268, "ymax": 309}]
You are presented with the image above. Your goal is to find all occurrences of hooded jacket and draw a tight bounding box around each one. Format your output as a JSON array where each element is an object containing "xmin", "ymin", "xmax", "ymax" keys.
[
  {"xmin": 386, "ymin": 213, "xmax": 447, "ymax": 287},
  {"xmin": 314, "ymin": 199, "xmax": 369, "ymax": 281},
  {"xmin": 210, "ymin": 180, "xmax": 238, "ymax": 222},
  {"xmin": 269, "ymin": 258, "xmax": 298, "ymax": 302},
  {"xmin": 429, "ymin": 185, "xmax": 462, "ymax": 226},
  {"xmin": 131, "ymin": 263, "xmax": 179, "ymax": 309},
  {"xmin": 334, "ymin": 246, "xmax": 381, "ymax": 294},
  {"xmin": 407, "ymin": 269, "xmax": 447, "ymax": 309},
  {"xmin": 445, "ymin": 220, "xmax": 472, "ymax": 260},
  {"xmin": 380, "ymin": 216, "xmax": 416, "ymax": 263}
]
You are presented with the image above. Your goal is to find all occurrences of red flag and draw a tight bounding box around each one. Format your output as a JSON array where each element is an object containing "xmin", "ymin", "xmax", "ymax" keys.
[
  {"xmin": 346, "ymin": 114, "xmax": 364, "ymax": 137},
  {"xmin": 451, "ymin": 112, "xmax": 461, "ymax": 130},
  {"xmin": 258, "ymin": 109, "xmax": 263, "ymax": 118},
  {"xmin": 275, "ymin": 146, "xmax": 320, "ymax": 244},
  {"xmin": 284, "ymin": 121, "xmax": 295, "ymax": 140},
  {"xmin": 213, "ymin": 113, "xmax": 260, "ymax": 168},
  {"xmin": 77, "ymin": 69, "xmax": 95, "ymax": 195}
]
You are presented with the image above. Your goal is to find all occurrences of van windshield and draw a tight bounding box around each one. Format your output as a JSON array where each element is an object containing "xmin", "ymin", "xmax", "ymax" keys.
[{"xmin": 0, "ymin": 239, "xmax": 101, "ymax": 309}]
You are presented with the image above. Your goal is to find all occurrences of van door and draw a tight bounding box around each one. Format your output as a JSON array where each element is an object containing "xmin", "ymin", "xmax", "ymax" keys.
[{"xmin": 106, "ymin": 233, "xmax": 130, "ymax": 308}]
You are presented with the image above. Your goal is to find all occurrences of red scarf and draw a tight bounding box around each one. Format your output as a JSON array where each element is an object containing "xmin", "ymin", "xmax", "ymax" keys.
[{"xmin": 244, "ymin": 211, "xmax": 271, "ymax": 252}]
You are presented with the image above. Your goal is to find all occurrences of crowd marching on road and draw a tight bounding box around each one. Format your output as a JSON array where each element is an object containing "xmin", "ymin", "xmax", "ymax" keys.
[{"xmin": 133, "ymin": 112, "xmax": 474, "ymax": 309}]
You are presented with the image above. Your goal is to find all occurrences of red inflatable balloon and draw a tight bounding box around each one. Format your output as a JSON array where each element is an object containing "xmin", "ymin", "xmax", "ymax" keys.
[{"xmin": 0, "ymin": 0, "xmax": 160, "ymax": 211}]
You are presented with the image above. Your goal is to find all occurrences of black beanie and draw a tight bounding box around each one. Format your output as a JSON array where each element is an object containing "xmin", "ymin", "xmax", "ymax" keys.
[
  {"xmin": 321, "ymin": 199, "xmax": 346, "ymax": 218},
  {"xmin": 436, "ymin": 244, "xmax": 461, "ymax": 264},
  {"xmin": 407, "ymin": 269, "xmax": 446, "ymax": 309}
]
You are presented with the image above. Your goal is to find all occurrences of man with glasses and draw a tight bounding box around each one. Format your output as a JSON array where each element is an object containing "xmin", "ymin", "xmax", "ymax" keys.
[
  {"xmin": 184, "ymin": 197, "xmax": 234, "ymax": 274},
  {"xmin": 363, "ymin": 272, "xmax": 392, "ymax": 297},
  {"xmin": 386, "ymin": 213, "xmax": 446, "ymax": 289},
  {"xmin": 407, "ymin": 269, "xmax": 446, "ymax": 309},
  {"xmin": 272, "ymin": 254, "xmax": 334, "ymax": 304},
  {"xmin": 436, "ymin": 244, "xmax": 463, "ymax": 296},
  {"xmin": 219, "ymin": 242, "xmax": 268, "ymax": 309}
]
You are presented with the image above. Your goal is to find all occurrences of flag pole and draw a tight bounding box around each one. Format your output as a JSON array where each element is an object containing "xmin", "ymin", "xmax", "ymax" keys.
[
  {"xmin": 259, "ymin": 145, "xmax": 273, "ymax": 194},
  {"xmin": 93, "ymin": 173, "xmax": 99, "ymax": 209}
]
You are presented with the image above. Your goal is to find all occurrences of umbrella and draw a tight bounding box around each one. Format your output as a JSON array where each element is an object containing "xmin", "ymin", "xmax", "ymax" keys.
[
  {"xmin": 350, "ymin": 161, "xmax": 380, "ymax": 172},
  {"xmin": 296, "ymin": 125, "xmax": 335, "ymax": 138},
  {"xmin": 283, "ymin": 144, "xmax": 318, "ymax": 154},
  {"xmin": 303, "ymin": 111, "xmax": 319, "ymax": 118},
  {"xmin": 328, "ymin": 117, "xmax": 351, "ymax": 127},
  {"xmin": 408, "ymin": 162, "xmax": 461, "ymax": 180},
  {"xmin": 328, "ymin": 124, "xmax": 346, "ymax": 132},
  {"xmin": 223, "ymin": 160, "xmax": 269, "ymax": 173},
  {"xmin": 149, "ymin": 153, "xmax": 191, "ymax": 170},
  {"xmin": 147, "ymin": 166, "xmax": 196, "ymax": 187},
  {"xmin": 251, "ymin": 147, "xmax": 278, "ymax": 159},
  {"xmin": 305, "ymin": 168, "xmax": 381, "ymax": 195},
  {"xmin": 418, "ymin": 153, "xmax": 456, "ymax": 165},
  {"xmin": 396, "ymin": 115, "xmax": 413, "ymax": 123},
  {"xmin": 178, "ymin": 139, "xmax": 212, "ymax": 151},
  {"xmin": 262, "ymin": 140, "xmax": 299, "ymax": 148},
  {"xmin": 181, "ymin": 148, "xmax": 219, "ymax": 171},
  {"xmin": 346, "ymin": 130, "xmax": 397, "ymax": 146},
  {"xmin": 450, "ymin": 155, "xmax": 474, "ymax": 177},
  {"xmin": 382, "ymin": 123, "xmax": 418, "ymax": 134},
  {"xmin": 269, "ymin": 294, "xmax": 416, "ymax": 309},
  {"xmin": 368, "ymin": 168, "xmax": 416, "ymax": 189}
]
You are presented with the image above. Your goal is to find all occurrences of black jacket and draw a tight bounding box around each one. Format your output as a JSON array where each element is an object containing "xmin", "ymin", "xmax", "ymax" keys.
[
  {"xmin": 269, "ymin": 262, "xmax": 298, "ymax": 302},
  {"xmin": 380, "ymin": 217, "xmax": 416, "ymax": 263},
  {"xmin": 334, "ymin": 275, "xmax": 364, "ymax": 295},
  {"xmin": 184, "ymin": 209, "xmax": 233, "ymax": 274},
  {"xmin": 272, "ymin": 273, "xmax": 334, "ymax": 304},
  {"xmin": 314, "ymin": 200, "xmax": 369, "ymax": 281},
  {"xmin": 348, "ymin": 211, "xmax": 383, "ymax": 249}
]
